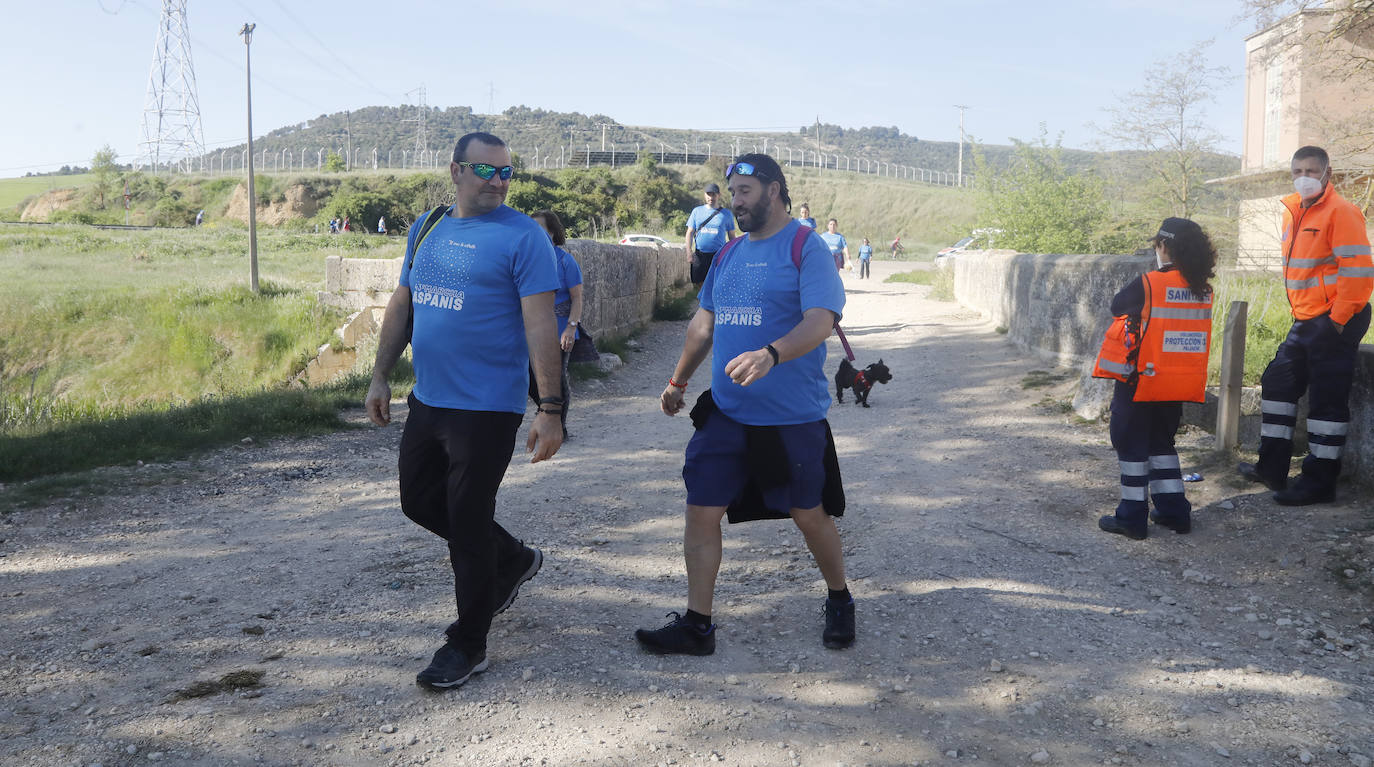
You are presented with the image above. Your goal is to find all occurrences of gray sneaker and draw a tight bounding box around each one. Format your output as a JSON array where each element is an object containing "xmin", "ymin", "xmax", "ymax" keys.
[
  {"xmin": 416, "ymin": 642, "xmax": 488, "ymax": 691},
  {"xmin": 495, "ymin": 546, "xmax": 543, "ymax": 616}
]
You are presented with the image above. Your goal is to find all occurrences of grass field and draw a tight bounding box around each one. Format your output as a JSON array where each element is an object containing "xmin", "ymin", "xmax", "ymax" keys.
[
  {"xmin": 0, "ymin": 223, "xmax": 410, "ymax": 482},
  {"xmin": 1208, "ymin": 270, "xmax": 1293, "ymax": 386},
  {"xmin": 0, "ymin": 173, "xmax": 95, "ymax": 212}
]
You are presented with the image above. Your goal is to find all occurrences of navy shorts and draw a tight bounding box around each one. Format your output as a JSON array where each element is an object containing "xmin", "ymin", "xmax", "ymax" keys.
[{"xmin": 683, "ymin": 409, "xmax": 827, "ymax": 511}]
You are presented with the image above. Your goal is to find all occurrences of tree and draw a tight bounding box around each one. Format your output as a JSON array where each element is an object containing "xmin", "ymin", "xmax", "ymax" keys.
[
  {"xmin": 324, "ymin": 151, "xmax": 345, "ymax": 172},
  {"xmin": 972, "ymin": 129, "xmax": 1120, "ymax": 254},
  {"xmin": 1095, "ymin": 41, "xmax": 1232, "ymax": 219},
  {"xmin": 91, "ymin": 144, "xmax": 118, "ymax": 209}
]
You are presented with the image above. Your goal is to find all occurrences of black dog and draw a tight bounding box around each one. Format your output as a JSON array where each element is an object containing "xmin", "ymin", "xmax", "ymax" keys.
[{"xmin": 835, "ymin": 359, "xmax": 893, "ymax": 407}]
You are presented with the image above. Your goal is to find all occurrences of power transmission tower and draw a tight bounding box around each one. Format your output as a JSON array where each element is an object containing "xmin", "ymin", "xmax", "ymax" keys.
[
  {"xmin": 404, "ymin": 86, "xmax": 429, "ymax": 167},
  {"xmin": 954, "ymin": 104, "xmax": 970, "ymax": 187},
  {"xmin": 138, "ymin": 0, "xmax": 205, "ymax": 172}
]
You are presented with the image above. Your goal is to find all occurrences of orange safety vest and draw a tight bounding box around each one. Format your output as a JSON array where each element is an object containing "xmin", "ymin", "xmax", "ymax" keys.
[
  {"xmin": 1092, "ymin": 270, "xmax": 1212, "ymax": 403},
  {"xmin": 1280, "ymin": 183, "xmax": 1374, "ymax": 324}
]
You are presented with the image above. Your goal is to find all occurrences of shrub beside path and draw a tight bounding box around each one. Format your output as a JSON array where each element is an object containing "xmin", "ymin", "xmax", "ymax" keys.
[{"xmin": 2, "ymin": 261, "xmax": 1372, "ymax": 766}]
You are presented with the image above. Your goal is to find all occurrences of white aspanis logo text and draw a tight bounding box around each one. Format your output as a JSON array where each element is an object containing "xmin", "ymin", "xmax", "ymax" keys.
[
  {"xmin": 413, "ymin": 283, "xmax": 465, "ymax": 312},
  {"xmin": 715, "ymin": 305, "xmax": 763, "ymax": 326}
]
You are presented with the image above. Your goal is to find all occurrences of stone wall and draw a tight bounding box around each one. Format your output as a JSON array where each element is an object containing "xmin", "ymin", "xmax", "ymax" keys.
[
  {"xmin": 953, "ymin": 250, "xmax": 1374, "ymax": 487},
  {"xmin": 318, "ymin": 239, "xmax": 691, "ymax": 344}
]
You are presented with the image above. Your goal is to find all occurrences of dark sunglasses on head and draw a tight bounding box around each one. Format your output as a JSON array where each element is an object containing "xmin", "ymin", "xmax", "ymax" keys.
[
  {"xmin": 458, "ymin": 161, "xmax": 514, "ymax": 181},
  {"xmin": 725, "ymin": 161, "xmax": 770, "ymax": 181}
]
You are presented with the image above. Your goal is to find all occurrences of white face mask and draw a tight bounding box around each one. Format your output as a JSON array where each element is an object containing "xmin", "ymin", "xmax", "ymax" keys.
[{"xmin": 1294, "ymin": 175, "xmax": 1325, "ymax": 198}]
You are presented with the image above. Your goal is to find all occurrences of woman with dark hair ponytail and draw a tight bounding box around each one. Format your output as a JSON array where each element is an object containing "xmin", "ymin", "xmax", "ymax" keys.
[{"xmin": 1092, "ymin": 217, "xmax": 1216, "ymax": 540}]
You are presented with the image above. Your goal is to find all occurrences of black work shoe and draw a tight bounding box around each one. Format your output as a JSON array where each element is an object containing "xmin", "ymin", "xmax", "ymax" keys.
[
  {"xmin": 494, "ymin": 546, "xmax": 543, "ymax": 617},
  {"xmin": 416, "ymin": 642, "xmax": 488, "ymax": 691},
  {"xmin": 1098, "ymin": 515, "xmax": 1147, "ymax": 540},
  {"xmin": 1273, "ymin": 483, "xmax": 1336, "ymax": 506},
  {"xmin": 1149, "ymin": 510, "xmax": 1192, "ymax": 534},
  {"xmin": 635, "ymin": 612, "xmax": 715, "ymax": 656},
  {"xmin": 822, "ymin": 597, "xmax": 856, "ymax": 649},
  {"xmin": 1237, "ymin": 462, "xmax": 1286, "ymax": 492}
]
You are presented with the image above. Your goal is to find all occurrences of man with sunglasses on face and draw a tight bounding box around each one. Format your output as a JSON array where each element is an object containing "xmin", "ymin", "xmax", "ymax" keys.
[
  {"xmin": 636, "ymin": 154, "xmax": 855, "ymax": 656},
  {"xmin": 366, "ymin": 131, "xmax": 564, "ymax": 691}
]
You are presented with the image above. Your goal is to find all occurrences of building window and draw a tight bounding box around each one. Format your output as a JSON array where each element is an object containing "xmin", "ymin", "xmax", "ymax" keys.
[{"xmin": 1263, "ymin": 57, "xmax": 1283, "ymax": 168}]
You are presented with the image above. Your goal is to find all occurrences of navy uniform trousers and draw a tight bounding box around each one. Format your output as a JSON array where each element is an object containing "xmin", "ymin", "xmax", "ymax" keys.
[
  {"xmin": 1256, "ymin": 304, "xmax": 1371, "ymax": 492},
  {"xmin": 1109, "ymin": 381, "xmax": 1189, "ymax": 531}
]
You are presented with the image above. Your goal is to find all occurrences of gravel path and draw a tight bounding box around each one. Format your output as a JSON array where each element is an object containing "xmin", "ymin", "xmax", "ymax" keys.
[{"xmin": 2, "ymin": 260, "xmax": 1373, "ymax": 767}]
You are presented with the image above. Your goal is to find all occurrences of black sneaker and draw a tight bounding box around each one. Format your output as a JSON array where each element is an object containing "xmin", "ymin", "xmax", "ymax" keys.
[
  {"xmin": 1098, "ymin": 515, "xmax": 1147, "ymax": 540},
  {"xmin": 1237, "ymin": 462, "xmax": 1286, "ymax": 492},
  {"xmin": 1149, "ymin": 510, "xmax": 1191, "ymax": 534},
  {"xmin": 1273, "ymin": 482, "xmax": 1336, "ymax": 506},
  {"xmin": 416, "ymin": 642, "xmax": 488, "ymax": 691},
  {"xmin": 822, "ymin": 597, "xmax": 855, "ymax": 649},
  {"xmin": 495, "ymin": 546, "xmax": 543, "ymax": 616},
  {"xmin": 635, "ymin": 612, "xmax": 715, "ymax": 656}
]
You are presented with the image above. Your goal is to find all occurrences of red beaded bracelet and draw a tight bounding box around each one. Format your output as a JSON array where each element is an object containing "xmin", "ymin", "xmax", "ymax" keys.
[{"xmin": 668, "ymin": 378, "xmax": 688, "ymax": 390}]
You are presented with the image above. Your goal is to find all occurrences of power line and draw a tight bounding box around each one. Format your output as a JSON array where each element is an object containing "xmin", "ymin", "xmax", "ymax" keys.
[{"xmin": 266, "ymin": 0, "xmax": 396, "ymax": 103}]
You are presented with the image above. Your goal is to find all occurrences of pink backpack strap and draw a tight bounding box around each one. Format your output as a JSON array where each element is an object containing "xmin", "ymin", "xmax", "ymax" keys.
[
  {"xmin": 712, "ymin": 236, "xmax": 743, "ymax": 268},
  {"xmin": 790, "ymin": 225, "xmax": 856, "ymax": 361}
]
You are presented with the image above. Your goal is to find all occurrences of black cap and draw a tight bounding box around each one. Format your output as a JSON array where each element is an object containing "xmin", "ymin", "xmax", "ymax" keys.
[
  {"xmin": 1153, "ymin": 217, "xmax": 1201, "ymax": 242},
  {"xmin": 704, "ymin": 182, "xmax": 720, "ymax": 194}
]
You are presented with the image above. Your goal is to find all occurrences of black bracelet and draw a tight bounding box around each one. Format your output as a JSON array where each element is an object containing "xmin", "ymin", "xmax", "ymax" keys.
[
  {"xmin": 765, "ymin": 344, "xmax": 780, "ymax": 365},
  {"xmin": 538, "ymin": 396, "xmax": 564, "ymax": 406},
  {"xmin": 536, "ymin": 407, "xmax": 562, "ymax": 415}
]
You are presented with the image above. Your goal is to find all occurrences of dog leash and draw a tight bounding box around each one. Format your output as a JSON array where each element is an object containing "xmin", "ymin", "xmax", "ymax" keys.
[{"xmin": 834, "ymin": 324, "xmax": 856, "ymax": 362}]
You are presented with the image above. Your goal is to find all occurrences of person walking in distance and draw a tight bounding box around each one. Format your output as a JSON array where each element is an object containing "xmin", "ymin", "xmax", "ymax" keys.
[
  {"xmin": 636, "ymin": 153, "xmax": 854, "ymax": 656},
  {"xmin": 819, "ymin": 218, "xmax": 850, "ymax": 272},
  {"xmin": 857, "ymin": 237, "xmax": 873, "ymax": 279},
  {"xmin": 685, "ymin": 182, "xmax": 737, "ymax": 288},
  {"xmin": 378, "ymin": 215, "xmax": 388, "ymax": 235},
  {"xmin": 1093, "ymin": 218, "xmax": 1215, "ymax": 540},
  {"xmin": 1238, "ymin": 145, "xmax": 1373, "ymax": 505},
  {"xmin": 526, "ymin": 209, "xmax": 583, "ymax": 439},
  {"xmin": 796, "ymin": 203, "xmax": 817, "ymax": 230},
  {"xmin": 365, "ymin": 132, "xmax": 564, "ymax": 691}
]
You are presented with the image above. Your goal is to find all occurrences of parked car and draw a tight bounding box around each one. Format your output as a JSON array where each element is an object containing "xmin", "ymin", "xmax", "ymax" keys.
[
  {"xmin": 934, "ymin": 228, "xmax": 1001, "ymax": 268},
  {"xmin": 620, "ymin": 234, "xmax": 670, "ymax": 247}
]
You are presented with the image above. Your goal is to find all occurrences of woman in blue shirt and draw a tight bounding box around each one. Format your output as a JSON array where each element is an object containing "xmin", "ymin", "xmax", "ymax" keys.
[
  {"xmin": 857, "ymin": 238, "xmax": 873, "ymax": 279},
  {"xmin": 528, "ymin": 210, "xmax": 583, "ymax": 438}
]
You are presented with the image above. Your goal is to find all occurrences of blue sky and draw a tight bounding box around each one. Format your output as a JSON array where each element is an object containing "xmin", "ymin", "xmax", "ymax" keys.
[{"xmin": 5, "ymin": 0, "xmax": 1260, "ymax": 176}]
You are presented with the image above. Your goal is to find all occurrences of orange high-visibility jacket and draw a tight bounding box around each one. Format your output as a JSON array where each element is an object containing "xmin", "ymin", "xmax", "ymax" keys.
[
  {"xmin": 1280, "ymin": 183, "xmax": 1374, "ymax": 324},
  {"xmin": 1092, "ymin": 269, "xmax": 1212, "ymax": 403}
]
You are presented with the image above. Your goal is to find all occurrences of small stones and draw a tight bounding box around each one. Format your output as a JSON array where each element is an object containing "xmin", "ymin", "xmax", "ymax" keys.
[
  {"xmin": 378, "ymin": 724, "xmax": 397, "ymax": 734},
  {"xmin": 1030, "ymin": 750, "xmax": 1051, "ymax": 764},
  {"xmin": 988, "ymin": 660, "xmax": 1003, "ymax": 672}
]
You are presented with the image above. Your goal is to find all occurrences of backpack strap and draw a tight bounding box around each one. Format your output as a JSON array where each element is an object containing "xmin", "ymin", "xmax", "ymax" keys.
[
  {"xmin": 790, "ymin": 226, "xmax": 856, "ymax": 361},
  {"xmin": 406, "ymin": 205, "xmax": 451, "ymax": 271}
]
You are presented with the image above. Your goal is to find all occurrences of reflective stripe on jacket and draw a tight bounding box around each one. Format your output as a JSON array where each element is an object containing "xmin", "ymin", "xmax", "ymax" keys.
[
  {"xmin": 1280, "ymin": 183, "xmax": 1374, "ymax": 324},
  {"xmin": 1092, "ymin": 314, "xmax": 1138, "ymax": 383},
  {"xmin": 1134, "ymin": 270, "xmax": 1212, "ymax": 403}
]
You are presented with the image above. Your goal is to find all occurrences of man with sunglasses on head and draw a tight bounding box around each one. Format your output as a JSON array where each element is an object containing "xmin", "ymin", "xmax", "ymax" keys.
[
  {"xmin": 685, "ymin": 182, "xmax": 736, "ymax": 288},
  {"xmin": 365, "ymin": 131, "xmax": 564, "ymax": 691},
  {"xmin": 636, "ymin": 154, "xmax": 855, "ymax": 657}
]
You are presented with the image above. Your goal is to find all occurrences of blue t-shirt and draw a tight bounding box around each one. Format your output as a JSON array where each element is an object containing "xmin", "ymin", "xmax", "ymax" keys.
[
  {"xmin": 554, "ymin": 246, "xmax": 583, "ymax": 339},
  {"xmin": 399, "ymin": 205, "xmax": 559, "ymax": 413},
  {"xmin": 687, "ymin": 204, "xmax": 736, "ymax": 253},
  {"xmin": 858, "ymin": 244, "xmax": 873, "ymax": 261},
  {"xmin": 819, "ymin": 231, "xmax": 847, "ymax": 269},
  {"xmin": 797, "ymin": 217, "xmax": 817, "ymax": 229},
  {"xmin": 698, "ymin": 220, "xmax": 846, "ymax": 425}
]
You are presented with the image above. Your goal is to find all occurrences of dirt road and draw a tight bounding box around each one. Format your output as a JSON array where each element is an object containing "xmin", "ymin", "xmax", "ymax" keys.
[{"xmin": 3, "ymin": 260, "xmax": 1373, "ymax": 767}]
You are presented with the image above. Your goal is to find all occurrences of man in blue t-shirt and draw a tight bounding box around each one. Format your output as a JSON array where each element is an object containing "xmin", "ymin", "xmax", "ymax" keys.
[
  {"xmin": 857, "ymin": 237, "xmax": 873, "ymax": 279},
  {"xmin": 819, "ymin": 218, "xmax": 849, "ymax": 272},
  {"xmin": 684, "ymin": 182, "xmax": 736, "ymax": 287},
  {"xmin": 365, "ymin": 132, "xmax": 563, "ymax": 692},
  {"xmin": 636, "ymin": 153, "xmax": 855, "ymax": 657}
]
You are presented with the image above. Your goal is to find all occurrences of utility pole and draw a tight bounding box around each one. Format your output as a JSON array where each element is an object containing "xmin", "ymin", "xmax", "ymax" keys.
[
  {"xmin": 240, "ymin": 22, "xmax": 259, "ymax": 293},
  {"xmin": 954, "ymin": 104, "xmax": 969, "ymax": 187},
  {"xmin": 597, "ymin": 123, "xmax": 612, "ymax": 151},
  {"xmin": 345, "ymin": 109, "xmax": 352, "ymax": 172},
  {"xmin": 488, "ymin": 81, "xmax": 496, "ymax": 114}
]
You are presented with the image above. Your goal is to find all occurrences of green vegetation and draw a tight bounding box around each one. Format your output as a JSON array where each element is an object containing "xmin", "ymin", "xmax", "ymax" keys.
[
  {"xmin": 1208, "ymin": 271, "xmax": 1292, "ymax": 385},
  {"xmin": 884, "ymin": 269, "xmax": 937, "ymax": 285},
  {"xmin": 0, "ymin": 223, "xmax": 411, "ymax": 483},
  {"xmin": 883, "ymin": 266, "xmax": 955, "ymax": 300}
]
